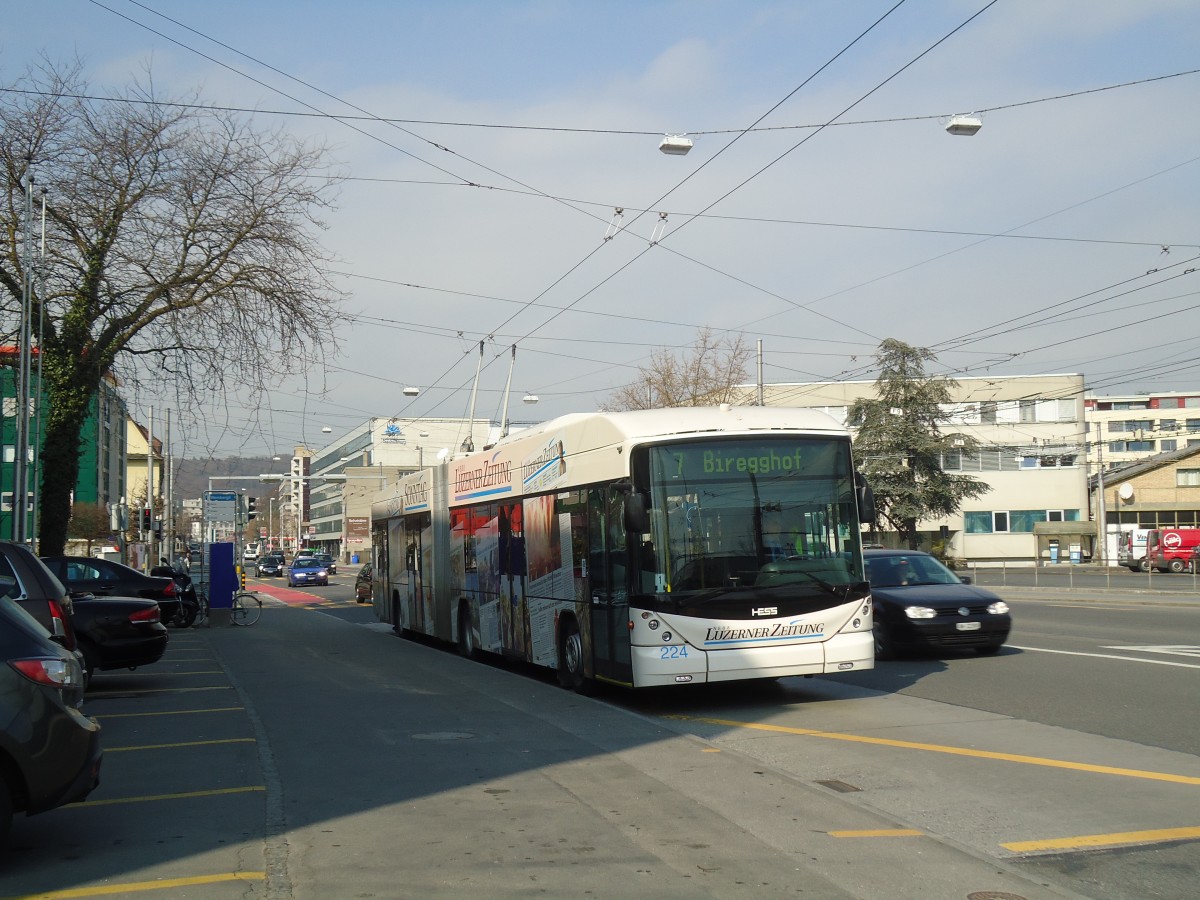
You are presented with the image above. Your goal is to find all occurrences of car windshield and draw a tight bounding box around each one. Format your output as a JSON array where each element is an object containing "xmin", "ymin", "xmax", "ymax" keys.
[
  {"xmin": 866, "ymin": 554, "xmax": 960, "ymax": 588},
  {"xmin": 294, "ymin": 558, "xmax": 319, "ymax": 567}
]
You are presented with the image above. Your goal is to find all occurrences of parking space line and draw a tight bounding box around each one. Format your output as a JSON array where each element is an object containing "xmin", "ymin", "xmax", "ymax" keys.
[
  {"xmin": 108, "ymin": 669, "xmax": 225, "ymax": 676},
  {"xmin": 65, "ymin": 786, "xmax": 265, "ymax": 808},
  {"xmin": 84, "ymin": 685, "xmax": 235, "ymax": 696},
  {"xmin": 107, "ymin": 738, "xmax": 255, "ymax": 752},
  {"xmin": 1002, "ymin": 825, "xmax": 1200, "ymax": 853},
  {"xmin": 94, "ymin": 706, "xmax": 243, "ymax": 719},
  {"xmin": 1, "ymin": 871, "xmax": 266, "ymax": 898},
  {"xmin": 667, "ymin": 715, "xmax": 1200, "ymax": 785}
]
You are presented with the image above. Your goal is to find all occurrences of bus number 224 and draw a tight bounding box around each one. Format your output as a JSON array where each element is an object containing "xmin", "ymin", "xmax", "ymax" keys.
[{"xmin": 660, "ymin": 646, "xmax": 689, "ymax": 660}]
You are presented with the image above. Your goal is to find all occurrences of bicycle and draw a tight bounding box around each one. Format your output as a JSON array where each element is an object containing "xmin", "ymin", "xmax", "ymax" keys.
[
  {"xmin": 193, "ymin": 586, "xmax": 210, "ymax": 627},
  {"xmin": 231, "ymin": 590, "xmax": 262, "ymax": 626}
]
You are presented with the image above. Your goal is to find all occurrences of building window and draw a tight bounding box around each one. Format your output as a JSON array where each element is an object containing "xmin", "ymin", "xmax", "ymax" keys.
[
  {"xmin": 1019, "ymin": 400, "xmax": 1036, "ymax": 423},
  {"xmin": 1047, "ymin": 510, "xmax": 1064, "ymax": 522},
  {"xmin": 993, "ymin": 511, "xmax": 1009, "ymax": 532},
  {"xmin": 964, "ymin": 511, "xmax": 992, "ymax": 533},
  {"xmin": 1162, "ymin": 440, "xmax": 1178, "ymax": 452},
  {"xmin": 980, "ymin": 401, "xmax": 997, "ymax": 424},
  {"xmin": 1161, "ymin": 419, "xmax": 1178, "ymax": 431},
  {"xmin": 1177, "ymin": 469, "xmax": 1200, "ymax": 487},
  {"xmin": 1009, "ymin": 510, "xmax": 1047, "ymax": 532},
  {"xmin": 1187, "ymin": 419, "xmax": 1200, "ymax": 432}
]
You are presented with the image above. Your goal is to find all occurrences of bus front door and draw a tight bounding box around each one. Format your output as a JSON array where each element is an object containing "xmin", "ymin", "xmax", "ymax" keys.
[{"xmin": 588, "ymin": 488, "xmax": 633, "ymax": 686}]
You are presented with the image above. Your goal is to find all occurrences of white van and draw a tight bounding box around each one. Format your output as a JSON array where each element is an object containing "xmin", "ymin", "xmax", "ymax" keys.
[
  {"xmin": 1117, "ymin": 528, "xmax": 1150, "ymax": 571},
  {"xmin": 243, "ymin": 541, "xmax": 260, "ymax": 561}
]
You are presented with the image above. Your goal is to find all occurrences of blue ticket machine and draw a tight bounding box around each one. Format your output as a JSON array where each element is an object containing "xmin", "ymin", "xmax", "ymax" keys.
[{"xmin": 209, "ymin": 542, "xmax": 236, "ymax": 611}]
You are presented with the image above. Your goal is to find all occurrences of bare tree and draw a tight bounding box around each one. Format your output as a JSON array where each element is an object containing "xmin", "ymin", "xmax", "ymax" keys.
[
  {"xmin": 66, "ymin": 502, "xmax": 111, "ymax": 556},
  {"xmin": 0, "ymin": 58, "xmax": 344, "ymax": 555},
  {"xmin": 603, "ymin": 327, "xmax": 755, "ymax": 411}
]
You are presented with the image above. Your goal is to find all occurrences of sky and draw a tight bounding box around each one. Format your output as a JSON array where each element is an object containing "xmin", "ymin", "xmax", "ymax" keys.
[{"xmin": 6, "ymin": 1, "xmax": 1200, "ymax": 459}]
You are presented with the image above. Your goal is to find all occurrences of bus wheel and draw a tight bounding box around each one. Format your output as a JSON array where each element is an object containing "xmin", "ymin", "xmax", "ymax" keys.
[
  {"xmin": 391, "ymin": 594, "xmax": 403, "ymax": 636},
  {"xmin": 557, "ymin": 617, "xmax": 590, "ymax": 693},
  {"xmin": 457, "ymin": 601, "xmax": 479, "ymax": 660}
]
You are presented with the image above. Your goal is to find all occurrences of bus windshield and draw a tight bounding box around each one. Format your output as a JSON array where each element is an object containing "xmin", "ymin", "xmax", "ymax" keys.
[{"xmin": 642, "ymin": 438, "xmax": 864, "ymax": 596}]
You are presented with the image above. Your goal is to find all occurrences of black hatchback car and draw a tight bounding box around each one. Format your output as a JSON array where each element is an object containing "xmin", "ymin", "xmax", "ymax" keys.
[
  {"xmin": 41, "ymin": 556, "xmax": 181, "ymax": 624},
  {"xmin": 0, "ymin": 590, "xmax": 102, "ymax": 846},
  {"xmin": 255, "ymin": 556, "xmax": 283, "ymax": 577},
  {"xmin": 864, "ymin": 549, "xmax": 1011, "ymax": 658}
]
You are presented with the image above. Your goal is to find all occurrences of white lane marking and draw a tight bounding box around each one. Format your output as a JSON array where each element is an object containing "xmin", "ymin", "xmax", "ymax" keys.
[
  {"xmin": 1008, "ymin": 644, "xmax": 1200, "ymax": 670},
  {"xmin": 1104, "ymin": 644, "xmax": 1200, "ymax": 658}
]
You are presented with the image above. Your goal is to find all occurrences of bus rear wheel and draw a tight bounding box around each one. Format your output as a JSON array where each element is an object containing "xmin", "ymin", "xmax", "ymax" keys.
[
  {"xmin": 557, "ymin": 617, "xmax": 591, "ymax": 694},
  {"xmin": 457, "ymin": 601, "xmax": 479, "ymax": 660}
]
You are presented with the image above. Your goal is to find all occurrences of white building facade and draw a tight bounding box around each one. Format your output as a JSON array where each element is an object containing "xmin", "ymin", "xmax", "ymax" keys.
[{"xmin": 759, "ymin": 374, "xmax": 1090, "ymax": 565}]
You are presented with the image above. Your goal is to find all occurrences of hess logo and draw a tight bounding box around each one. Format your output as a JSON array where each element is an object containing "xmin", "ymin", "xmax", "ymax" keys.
[{"xmin": 751, "ymin": 606, "xmax": 778, "ymax": 617}]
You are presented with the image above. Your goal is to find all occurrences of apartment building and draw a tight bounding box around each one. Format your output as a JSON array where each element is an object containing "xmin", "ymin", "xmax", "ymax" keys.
[{"xmin": 1085, "ymin": 390, "xmax": 1200, "ymax": 470}]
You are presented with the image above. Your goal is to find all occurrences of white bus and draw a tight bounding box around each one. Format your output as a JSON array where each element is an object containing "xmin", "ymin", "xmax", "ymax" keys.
[{"xmin": 370, "ymin": 406, "xmax": 875, "ymax": 690}]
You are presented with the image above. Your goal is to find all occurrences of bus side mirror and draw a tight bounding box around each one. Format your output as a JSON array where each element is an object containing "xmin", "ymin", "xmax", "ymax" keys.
[
  {"xmin": 624, "ymin": 492, "xmax": 649, "ymax": 533},
  {"xmin": 855, "ymin": 473, "xmax": 875, "ymax": 523}
]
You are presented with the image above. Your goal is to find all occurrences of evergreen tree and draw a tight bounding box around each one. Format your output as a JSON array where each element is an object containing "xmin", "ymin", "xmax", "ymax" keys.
[{"xmin": 850, "ymin": 339, "xmax": 989, "ymax": 549}]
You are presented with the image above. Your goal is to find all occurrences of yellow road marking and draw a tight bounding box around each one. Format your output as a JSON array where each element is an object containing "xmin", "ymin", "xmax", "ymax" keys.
[
  {"xmin": 1003, "ymin": 826, "xmax": 1200, "ymax": 853},
  {"xmin": 667, "ymin": 715, "xmax": 1200, "ymax": 785},
  {"xmin": 66, "ymin": 786, "xmax": 264, "ymax": 808},
  {"xmin": 829, "ymin": 829, "xmax": 923, "ymax": 838},
  {"xmin": 85, "ymin": 685, "xmax": 233, "ymax": 696},
  {"xmin": 2, "ymin": 872, "xmax": 265, "ymax": 899},
  {"xmin": 94, "ymin": 706, "xmax": 243, "ymax": 719},
  {"xmin": 107, "ymin": 738, "xmax": 255, "ymax": 752}
]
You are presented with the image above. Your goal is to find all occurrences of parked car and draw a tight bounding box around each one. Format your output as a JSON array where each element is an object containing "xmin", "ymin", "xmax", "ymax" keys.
[
  {"xmin": 313, "ymin": 552, "xmax": 337, "ymax": 575},
  {"xmin": 0, "ymin": 591, "xmax": 102, "ymax": 846},
  {"xmin": 41, "ymin": 556, "xmax": 181, "ymax": 625},
  {"xmin": 67, "ymin": 594, "xmax": 169, "ymax": 675},
  {"xmin": 0, "ymin": 542, "xmax": 166, "ymax": 682},
  {"xmin": 255, "ymin": 556, "xmax": 283, "ymax": 577},
  {"xmin": 0, "ymin": 541, "xmax": 78, "ymax": 656},
  {"xmin": 287, "ymin": 556, "xmax": 329, "ymax": 588},
  {"xmin": 864, "ymin": 549, "xmax": 1011, "ymax": 659},
  {"xmin": 354, "ymin": 564, "xmax": 373, "ymax": 603}
]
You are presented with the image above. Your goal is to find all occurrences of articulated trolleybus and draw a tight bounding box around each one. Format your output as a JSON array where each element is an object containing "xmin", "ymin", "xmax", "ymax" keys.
[{"xmin": 370, "ymin": 406, "xmax": 875, "ymax": 690}]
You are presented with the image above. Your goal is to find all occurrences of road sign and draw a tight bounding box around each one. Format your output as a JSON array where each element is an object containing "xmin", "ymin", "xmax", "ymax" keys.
[{"xmin": 204, "ymin": 490, "xmax": 239, "ymax": 524}]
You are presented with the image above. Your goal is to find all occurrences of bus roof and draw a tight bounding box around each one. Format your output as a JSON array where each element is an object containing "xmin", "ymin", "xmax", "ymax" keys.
[{"xmin": 373, "ymin": 406, "xmax": 849, "ymax": 520}]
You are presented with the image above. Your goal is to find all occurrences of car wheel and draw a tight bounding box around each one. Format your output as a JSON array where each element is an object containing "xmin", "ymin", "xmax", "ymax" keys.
[
  {"xmin": 78, "ymin": 639, "xmax": 101, "ymax": 682},
  {"xmin": 557, "ymin": 616, "xmax": 591, "ymax": 693},
  {"xmin": 873, "ymin": 624, "xmax": 896, "ymax": 661},
  {"xmin": 1169, "ymin": 559, "xmax": 1186, "ymax": 573},
  {"xmin": 1138, "ymin": 558, "xmax": 1151, "ymax": 572}
]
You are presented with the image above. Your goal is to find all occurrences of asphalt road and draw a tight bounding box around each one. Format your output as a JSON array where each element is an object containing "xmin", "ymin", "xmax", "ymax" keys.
[{"xmin": 1, "ymin": 575, "xmax": 1196, "ymax": 900}]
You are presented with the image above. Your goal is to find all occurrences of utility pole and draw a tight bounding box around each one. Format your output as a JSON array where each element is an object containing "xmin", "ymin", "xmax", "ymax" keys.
[{"xmin": 13, "ymin": 169, "xmax": 33, "ymax": 543}]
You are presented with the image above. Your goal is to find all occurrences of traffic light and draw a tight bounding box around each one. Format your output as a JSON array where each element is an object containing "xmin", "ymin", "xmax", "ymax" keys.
[
  {"xmin": 247, "ymin": 496, "xmax": 258, "ymax": 520},
  {"xmin": 141, "ymin": 507, "xmax": 152, "ymax": 531}
]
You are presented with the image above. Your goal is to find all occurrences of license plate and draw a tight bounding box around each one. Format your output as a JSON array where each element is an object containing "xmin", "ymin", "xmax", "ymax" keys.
[{"xmin": 956, "ymin": 622, "xmax": 982, "ymax": 631}]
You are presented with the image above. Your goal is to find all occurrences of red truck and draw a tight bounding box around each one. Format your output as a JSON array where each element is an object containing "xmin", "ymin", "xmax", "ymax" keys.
[{"xmin": 1144, "ymin": 528, "xmax": 1200, "ymax": 573}]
